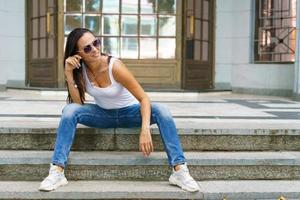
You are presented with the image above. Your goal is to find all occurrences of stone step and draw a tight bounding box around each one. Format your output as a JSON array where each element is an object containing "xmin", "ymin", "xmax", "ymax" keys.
[
  {"xmin": 1, "ymin": 150, "xmax": 300, "ymax": 181},
  {"xmin": 1, "ymin": 124, "xmax": 300, "ymax": 151},
  {"xmin": 0, "ymin": 180, "xmax": 299, "ymax": 199}
]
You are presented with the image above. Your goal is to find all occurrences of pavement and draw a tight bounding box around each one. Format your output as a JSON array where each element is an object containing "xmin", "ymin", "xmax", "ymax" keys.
[{"xmin": 0, "ymin": 89, "xmax": 300, "ymax": 129}]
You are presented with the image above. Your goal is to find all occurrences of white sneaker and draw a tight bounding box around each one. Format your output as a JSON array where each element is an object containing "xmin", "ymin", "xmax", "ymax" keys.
[
  {"xmin": 169, "ymin": 163, "xmax": 200, "ymax": 192},
  {"xmin": 39, "ymin": 163, "xmax": 68, "ymax": 191}
]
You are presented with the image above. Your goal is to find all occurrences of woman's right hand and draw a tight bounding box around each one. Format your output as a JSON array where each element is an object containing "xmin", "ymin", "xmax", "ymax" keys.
[{"xmin": 65, "ymin": 55, "xmax": 82, "ymax": 73}]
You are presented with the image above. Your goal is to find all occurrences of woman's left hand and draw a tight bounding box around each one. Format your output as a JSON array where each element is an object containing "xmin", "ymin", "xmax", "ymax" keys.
[{"xmin": 139, "ymin": 129, "xmax": 154, "ymax": 157}]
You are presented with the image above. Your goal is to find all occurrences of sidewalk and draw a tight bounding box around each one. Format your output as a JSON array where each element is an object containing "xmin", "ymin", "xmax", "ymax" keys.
[{"xmin": 0, "ymin": 89, "xmax": 300, "ymax": 129}]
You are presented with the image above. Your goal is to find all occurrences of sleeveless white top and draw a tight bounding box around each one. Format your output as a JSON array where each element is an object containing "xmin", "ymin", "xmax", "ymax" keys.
[{"xmin": 82, "ymin": 57, "xmax": 139, "ymax": 109}]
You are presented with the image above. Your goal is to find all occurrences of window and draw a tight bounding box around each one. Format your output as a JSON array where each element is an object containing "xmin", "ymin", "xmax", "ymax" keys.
[
  {"xmin": 64, "ymin": 0, "xmax": 177, "ymax": 59},
  {"xmin": 254, "ymin": 0, "xmax": 296, "ymax": 63}
]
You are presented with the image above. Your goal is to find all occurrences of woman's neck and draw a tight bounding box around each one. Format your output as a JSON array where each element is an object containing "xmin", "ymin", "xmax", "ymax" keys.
[{"xmin": 87, "ymin": 56, "xmax": 106, "ymax": 74}]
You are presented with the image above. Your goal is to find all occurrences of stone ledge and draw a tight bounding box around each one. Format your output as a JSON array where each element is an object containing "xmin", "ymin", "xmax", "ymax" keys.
[{"xmin": 0, "ymin": 180, "xmax": 300, "ymax": 199}]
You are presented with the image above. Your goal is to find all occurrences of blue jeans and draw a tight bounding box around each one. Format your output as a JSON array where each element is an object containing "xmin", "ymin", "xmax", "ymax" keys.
[{"xmin": 52, "ymin": 103, "xmax": 186, "ymax": 168}]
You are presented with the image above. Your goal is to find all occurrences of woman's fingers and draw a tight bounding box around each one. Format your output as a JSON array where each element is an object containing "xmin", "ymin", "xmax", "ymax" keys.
[
  {"xmin": 140, "ymin": 143, "xmax": 147, "ymax": 156},
  {"xmin": 66, "ymin": 57, "xmax": 81, "ymax": 69},
  {"xmin": 150, "ymin": 141, "xmax": 154, "ymax": 153},
  {"xmin": 141, "ymin": 142, "xmax": 153, "ymax": 156}
]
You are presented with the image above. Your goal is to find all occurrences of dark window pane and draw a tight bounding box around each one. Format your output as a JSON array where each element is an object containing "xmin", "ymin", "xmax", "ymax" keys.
[
  {"xmin": 32, "ymin": 19, "xmax": 38, "ymax": 38},
  {"xmin": 85, "ymin": 15, "xmax": 101, "ymax": 35},
  {"xmin": 65, "ymin": 15, "xmax": 82, "ymax": 34},
  {"xmin": 85, "ymin": 0, "xmax": 101, "ymax": 12},
  {"xmin": 194, "ymin": 40, "xmax": 201, "ymax": 61},
  {"xmin": 66, "ymin": 0, "xmax": 82, "ymax": 12},
  {"xmin": 48, "ymin": 38, "xmax": 54, "ymax": 58},
  {"xmin": 32, "ymin": 40, "xmax": 38, "ymax": 59},
  {"xmin": 40, "ymin": 39, "xmax": 46, "ymax": 58},
  {"xmin": 157, "ymin": 0, "xmax": 176, "ymax": 14},
  {"xmin": 202, "ymin": 41, "xmax": 208, "ymax": 61},
  {"xmin": 40, "ymin": 17, "xmax": 46, "ymax": 38}
]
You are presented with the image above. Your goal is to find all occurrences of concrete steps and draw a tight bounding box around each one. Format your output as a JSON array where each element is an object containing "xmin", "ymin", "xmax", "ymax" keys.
[
  {"xmin": 1, "ymin": 91, "xmax": 300, "ymax": 199},
  {"xmin": 1, "ymin": 150, "xmax": 300, "ymax": 181},
  {"xmin": 1, "ymin": 126, "xmax": 300, "ymax": 151},
  {"xmin": 0, "ymin": 180, "xmax": 299, "ymax": 199}
]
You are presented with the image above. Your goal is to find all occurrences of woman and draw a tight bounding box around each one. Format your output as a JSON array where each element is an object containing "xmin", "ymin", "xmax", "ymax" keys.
[{"xmin": 39, "ymin": 28, "xmax": 199, "ymax": 192}]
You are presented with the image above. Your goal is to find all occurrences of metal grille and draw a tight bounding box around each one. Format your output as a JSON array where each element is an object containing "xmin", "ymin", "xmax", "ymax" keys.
[{"xmin": 254, "ymin": 0, "xmax": 296, "ymax": 63}]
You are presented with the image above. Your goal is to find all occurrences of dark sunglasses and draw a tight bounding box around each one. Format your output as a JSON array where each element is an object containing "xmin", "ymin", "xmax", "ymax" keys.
[{"xmin": 78, "ymin": 38, "xmax": 101, "ymax": 54}]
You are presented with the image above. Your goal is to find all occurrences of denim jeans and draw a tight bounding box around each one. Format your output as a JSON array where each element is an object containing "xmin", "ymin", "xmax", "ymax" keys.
[{"xmin": 52, "ymin": 103, "xmax": 186, "ymax": 168}]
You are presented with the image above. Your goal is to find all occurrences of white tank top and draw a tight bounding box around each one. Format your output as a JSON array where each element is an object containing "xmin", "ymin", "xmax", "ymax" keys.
[{"xmin": 82, "ymin": 57, "xmax": 139, "ymax": 109}]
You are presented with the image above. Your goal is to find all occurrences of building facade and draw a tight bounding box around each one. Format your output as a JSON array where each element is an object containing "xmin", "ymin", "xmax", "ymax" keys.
[{"xmin": 0, "ymin": 0, "xmax": 299, "ymax": 98}]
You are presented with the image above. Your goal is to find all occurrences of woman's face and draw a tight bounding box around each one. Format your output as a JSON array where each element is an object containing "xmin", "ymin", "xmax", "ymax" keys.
[{"xmin": 77, "ymin": 32, "xmax": 101, "ymax": 62}]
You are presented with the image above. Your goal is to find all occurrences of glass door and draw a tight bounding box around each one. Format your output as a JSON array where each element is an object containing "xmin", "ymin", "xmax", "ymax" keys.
[
  {"xmin": 27, "ymin": 0, "xmax": 58, "ymax": 87},
  {"xmin": 183, "ymin": 0, "xmax": 214, "ymax": 89}
]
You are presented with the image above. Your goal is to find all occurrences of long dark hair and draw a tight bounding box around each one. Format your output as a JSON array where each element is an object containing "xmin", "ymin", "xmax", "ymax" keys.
[{"xmin": 64, "ymin": 28, "xmax": 92, "ymax": 104}]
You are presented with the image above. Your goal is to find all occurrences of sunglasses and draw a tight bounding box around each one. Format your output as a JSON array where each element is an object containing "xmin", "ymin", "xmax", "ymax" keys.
[{"xmin": 78, "ymin": 38, "xmax": 101, "ymax": 54}]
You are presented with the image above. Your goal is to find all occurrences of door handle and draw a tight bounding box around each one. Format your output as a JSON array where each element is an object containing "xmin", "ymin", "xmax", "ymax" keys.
[
  {"xmin": 46, "ymin": 10, "xmax": 51, "ymax": 36},
  {"xmin": 190, "ymin": 15, "xmax": 194, "ymax": 37}
]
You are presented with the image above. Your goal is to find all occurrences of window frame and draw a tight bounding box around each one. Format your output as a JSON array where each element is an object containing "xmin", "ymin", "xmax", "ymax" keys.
[
  {"xmin": 253, "ymin": 0, "xmax": 296, "ymax": 64},
  {"xmin": 63, "ymin": 0, "xmax": 177, "ymax": 59}
]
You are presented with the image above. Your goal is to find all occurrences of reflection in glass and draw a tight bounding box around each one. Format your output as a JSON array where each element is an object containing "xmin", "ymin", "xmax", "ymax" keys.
[
  {"xmin": 159, "ymin": 16, "xmax": 175, "ymax": 36},
  {"xmin": 48, "ymin": 38, "xmax": 54, "ymax": 58},
  {"xmin": 140, "ymin": 16, "xmax": 156, "ymax": 36},
  {"xmin": 40, "ymin": 17, "xmax": 46, "ymax": 38},
  {"xmin": 32, "ymin": 19, "xmax": 38, "ymax": 38},
  {"xmin": 195, "ymin": 0, "xmax": 201, "ymax": 18},
  {"xmin": 40, "ymin": 0, "xmax": 46, "ymax": 16},
  {"xmin": 202, "ymin": 42, "xmax": 208, "ymax": 61},
  {"xmin": 140, "ymin": 38, "xmax": 156, "ymax": 58},
  {"xmin": 65, "ymin": 15, "xmax": 82, "ymax": 34},
  {"xmin": 103, "ymin": 15, "xmax": 119, "ymax": 35},
  {"xmin": 203, "ymin": 1, "xmax": 209, "ymax": 20},
  {"xmin": 122, "ymin": 0, "xmax": 138, "ymax": 13},
  {"xmin": 140, "ymin": 0, "xmax": 156, "ymax": 14},
  {"xmin": 85, "ymin": 15, "xmax": 100, "ymax": 35},
  {"xmin": 103, "ymin": 37, "xmax": 119, "ymax": 57},
  {"xmin": 194, "ymin": 41, "xmax": 201, "ymax": 60},
  {"xmin": 32, "ymin": 40, "xmax": 38, "ymax": 59},
  {"xmin": 40, "ymin": 39, "xmax": 46, "ymax": 58},
  {"xmin": 33, "ymin": 0, "xmax": 38, "ymax": 17},
  {"xmin": 186, "ymin": 17, "xmax": 191, "ymax": 39},
  {"xmin": 121, "ymin": 15, "xmax": 137, "ymax": 35},
  {"xmin": 187, "ymin": 0, "xmax": 193, "ymax": 10},
  {"xmin": 203, "ymin": 21, "xmax": 209, "ymax": 41},
  {"xmin": 121, "ymin": 38, "xmax": 138, "ymax": 58},
  {"xmin": 103, "ymin": 0, "xmax": 119, "ymax": 13},
  {"xmin": 159, "ymin": 38, "xmax": 175, "ymax": 58},
  {"xmin": 85, "ymin": 0, "xmax": 100, "ymax": 12},
  {"xmin": 66, "ymin": 0, "xmax": 82, "ymax": 12},
  {"xmin": 195, "ymin": 19, "xmax": 201, "ymax": 40},
  {"xmin": 157, "ymin": 0, "xmax": 176, "ymax": 14}
]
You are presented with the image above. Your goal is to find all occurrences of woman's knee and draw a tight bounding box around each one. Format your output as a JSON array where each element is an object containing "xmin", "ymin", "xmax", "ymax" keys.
[
  {"xmin": 61, "ymin": 103, "xmax": 82, "ymax": 119},
  {"xmin": 151, "ymin": 103, "xmax": 173, "ymax": 119}
]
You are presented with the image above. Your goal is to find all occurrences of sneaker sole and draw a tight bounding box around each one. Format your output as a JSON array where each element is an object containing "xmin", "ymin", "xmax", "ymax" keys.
[
  {"xmin": 39, "ymin": 178, "xmax": 68, "ymax": 192},
  {"xmin": 169, "ymin": 176, "xmax": 199, "ymax": 192}
]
